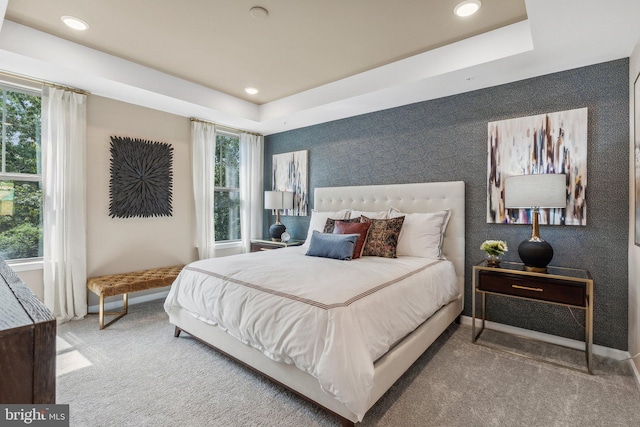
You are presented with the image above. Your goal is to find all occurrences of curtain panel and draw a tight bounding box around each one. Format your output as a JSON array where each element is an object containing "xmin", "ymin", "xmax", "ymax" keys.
[
  {"xmin": 190, "ymin": 121, "xmax": 216, "ymax": 259},
  {"xmin": 239, "ymin": 133, "xmax": 264, "ymax": 252},
  {"xmin": 42, "ymin": 86, "xmax": 88, "ymax": 322}
]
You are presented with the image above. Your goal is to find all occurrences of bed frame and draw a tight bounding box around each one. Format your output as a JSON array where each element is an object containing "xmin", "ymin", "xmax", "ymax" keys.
[{"xmin": 168, "ymin": 181, "xmax": 465, "ymax": 425}]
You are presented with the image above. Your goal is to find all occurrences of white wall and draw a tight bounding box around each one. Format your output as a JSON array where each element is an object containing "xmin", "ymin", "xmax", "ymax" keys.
[
  {"xmin": 85, "ymin": 95, "xmax": 198, "ymax": 305},
  {"xmin": 17, "ymin": 94, "xmax": 244, "ymax": 305},
  {"xmin": 17, "ymin": 95, "xmax": 200, "ymax": 303},
  {"xmin": 15, "ymin": 267, "xmax": 44, "ymax": 300},
  {"xmin": 629, "ymin": 43, "xmax": 640, "ymax": 374}
]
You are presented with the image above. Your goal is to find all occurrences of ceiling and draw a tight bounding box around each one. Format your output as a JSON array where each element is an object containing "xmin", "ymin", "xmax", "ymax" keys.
[
  {"xmin": 4, "ymin": 0, "xmax": 527, "ymax": 104},
  {"xmin": 0, "ymin": 0, "xmax": 639, "ymax": 135}
]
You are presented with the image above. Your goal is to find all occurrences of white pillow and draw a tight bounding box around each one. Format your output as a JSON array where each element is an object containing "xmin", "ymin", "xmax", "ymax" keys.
[
  {"xmin": 389, "ymin": 209, "xmax": 451, "ymax": 259},
  {"xmin": 302, "ymin": 209, "xmax": 351, "ymax": 247},
  {"xmin": 349, "ymin": 210, "xmax": 388, "ymax": 219}
]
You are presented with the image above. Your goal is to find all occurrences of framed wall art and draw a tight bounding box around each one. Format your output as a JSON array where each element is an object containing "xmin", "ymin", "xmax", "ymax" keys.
[
  {"xmin": 272, "ymin": 150, "xmax": 308, "ymax": 216},
  {"xmin": 109, "ymin": 136, "xmax": 174, "ymax": 218},
  {"xmin": 487, "ymin": 108, "xmax": 588, "ymax": 226}
]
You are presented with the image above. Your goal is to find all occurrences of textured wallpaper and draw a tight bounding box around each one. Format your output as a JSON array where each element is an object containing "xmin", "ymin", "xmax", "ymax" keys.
[{"xmin": 264, "ymin": 59, "xmax": 629, "ymax": 350}]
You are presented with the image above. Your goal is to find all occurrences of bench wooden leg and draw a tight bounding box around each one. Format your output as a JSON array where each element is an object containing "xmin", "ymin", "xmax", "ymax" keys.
[
  {"xmin": 99, "ymin": 294, "xmax": 104, "ymax": 329},
  {"xmin": 98, "ymin": 293, "xmax": 129, "ymax": 330}
]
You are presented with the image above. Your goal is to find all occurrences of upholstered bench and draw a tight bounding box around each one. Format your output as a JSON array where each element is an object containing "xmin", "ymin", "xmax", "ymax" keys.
[{"xmin": 87, "ymin": 265, "xmax": 184, "ymax": 329}]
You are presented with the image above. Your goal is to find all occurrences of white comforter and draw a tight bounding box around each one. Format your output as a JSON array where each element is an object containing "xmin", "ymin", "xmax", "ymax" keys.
[{"xmin": 164, "ymin": 246, "xmax": 459, "ymax": 420}]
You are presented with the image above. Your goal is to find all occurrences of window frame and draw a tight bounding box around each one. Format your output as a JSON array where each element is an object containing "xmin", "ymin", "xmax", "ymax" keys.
[
  {"xmin": 214, "ymin": 129, "xmax": 241, "ymax": 245},
  {"xmin": 0, "ymin": 83, "xmax": 44, "ymax": 266}
]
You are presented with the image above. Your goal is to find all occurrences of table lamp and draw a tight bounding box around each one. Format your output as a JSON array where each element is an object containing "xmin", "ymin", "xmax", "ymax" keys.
[
  {"xmin": 264, "ymin": 191, "xmax": 294, "ymax": 241},
  {"xmin": 504, "ymin": 174, "xmax": 566, "ymax": 273}
]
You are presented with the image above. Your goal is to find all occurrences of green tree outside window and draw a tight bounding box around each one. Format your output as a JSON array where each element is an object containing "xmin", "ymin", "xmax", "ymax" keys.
[
  {"xmin": 0, "ymin": 87, "xmax": 43, "ymax": 260},
  {"xmin": 214, "ymin": 134, "xmax": 241, "ymax": 242}
]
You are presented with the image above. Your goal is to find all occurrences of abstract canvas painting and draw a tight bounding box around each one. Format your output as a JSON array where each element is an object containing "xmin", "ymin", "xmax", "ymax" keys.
[
  {"xmin": 272, "ymin": 150, "xmax": 308, "ymax": 216},
  {"xmin": 487, "ymin": 108, "xmax": 587, "ymax": 226},
  {"xmin": 109, "ymin": 136, "xmax": 174, "ymax": 218}
]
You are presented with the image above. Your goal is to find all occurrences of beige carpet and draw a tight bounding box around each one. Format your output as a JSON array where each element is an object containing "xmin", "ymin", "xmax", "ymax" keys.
[{"xmin": 56, "ymin": 300, "xmax": 640, "ymax": 426}]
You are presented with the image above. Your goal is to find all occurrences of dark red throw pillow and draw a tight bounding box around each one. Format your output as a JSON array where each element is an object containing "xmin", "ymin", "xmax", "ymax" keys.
[{"xmin": 333, "ymin": 221, "xmax": 372, "ymax": 259}]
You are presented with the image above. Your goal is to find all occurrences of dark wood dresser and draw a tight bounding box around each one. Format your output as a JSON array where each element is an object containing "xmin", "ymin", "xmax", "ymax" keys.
[{"xmin": 0, "ymin": 259, "xmax": 56, "ymax": 403}]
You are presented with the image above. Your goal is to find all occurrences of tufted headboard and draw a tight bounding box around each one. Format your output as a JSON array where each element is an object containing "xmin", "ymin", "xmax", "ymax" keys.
[{"xmin": 314, "ymin": 181, "xmax": 465, "ymax": 299}]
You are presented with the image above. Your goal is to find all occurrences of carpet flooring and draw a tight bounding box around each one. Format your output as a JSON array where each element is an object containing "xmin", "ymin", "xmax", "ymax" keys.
[{"xmin": 56, "ymin": 300, "xmax": 640, "ymax": 426}]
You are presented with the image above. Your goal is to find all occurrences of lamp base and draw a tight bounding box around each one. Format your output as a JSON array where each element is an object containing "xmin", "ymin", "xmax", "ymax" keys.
[
  {"xmin": 518, "ymin": 238, "xmax": 553, "ymax": 273},
  {"xmin": 523, "ymin": 265, "xmax": 549, "ymax": 273},
  {"xmin": 269, "ymin": 223, "xmax": 286, "ymax": 241}
]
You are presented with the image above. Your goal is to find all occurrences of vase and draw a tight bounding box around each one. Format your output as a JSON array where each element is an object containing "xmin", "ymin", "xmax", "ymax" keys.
[{"xmin": 486, "ymin": 253, "xmax": 501, "ymax": 267}]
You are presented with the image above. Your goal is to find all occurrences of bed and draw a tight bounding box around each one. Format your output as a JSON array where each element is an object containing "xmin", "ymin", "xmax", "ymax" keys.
[{"xmin": 164, "ymin": 181, "xmax": 465, "ymax": 425}]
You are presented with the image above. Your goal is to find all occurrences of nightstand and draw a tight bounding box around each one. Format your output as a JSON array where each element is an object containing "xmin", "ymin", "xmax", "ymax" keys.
[
  {"xmin": 250, "ymin": 239, "xmax": 303, "ymax": 252},
  {"xmin": 472, "ymin": 260, "xmax": 594, "ymax": 374}
]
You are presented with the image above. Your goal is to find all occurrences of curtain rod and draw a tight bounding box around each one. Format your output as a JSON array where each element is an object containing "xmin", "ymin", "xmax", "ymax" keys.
[
  {"xmin": 0, "ymin": 69, "xmax": 91, "ymax": 96},
  {"xmin": 190, "ymin": 117, "xmax": 262, "ymax": 137}
]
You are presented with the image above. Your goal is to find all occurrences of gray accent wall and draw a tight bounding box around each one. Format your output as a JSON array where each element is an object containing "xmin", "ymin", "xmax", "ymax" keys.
[{"xmin": 264, "ymin": 59, "xmax": 629, "ymax": 350}]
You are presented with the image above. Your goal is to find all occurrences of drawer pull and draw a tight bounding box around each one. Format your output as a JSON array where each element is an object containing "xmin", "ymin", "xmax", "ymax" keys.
[{"xmin": 512, "ymin": 284, "xmax": 543, "ymax": 292}]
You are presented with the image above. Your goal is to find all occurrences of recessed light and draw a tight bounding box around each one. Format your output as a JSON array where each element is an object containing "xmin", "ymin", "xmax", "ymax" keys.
[
  {"xmin": 244, "ymin": 87, "xmax": 259, "ymax": 95},
  {"xmin": 61, "ymin": 15, "xmax": 89, "ymax": 31},
  {"xmin": 454, "ymin": 0, "xmax": 481, "ymax": 17},
  {"xmin": 249, "ymin": 7, "xmax": 269, "ymax": 20}
]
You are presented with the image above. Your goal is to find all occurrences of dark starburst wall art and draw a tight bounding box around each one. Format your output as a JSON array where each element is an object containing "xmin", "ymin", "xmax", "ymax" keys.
[{"xmin": 109, "ymin": 136, "xmax": 174, "ymax": 218}]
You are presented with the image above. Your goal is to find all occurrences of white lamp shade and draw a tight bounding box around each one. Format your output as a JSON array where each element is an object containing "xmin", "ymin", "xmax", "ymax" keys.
[
  {"xmin": 282, "ymin": 191, "xmax": 294, "ymax": 209},
  {"xmin": 264, "ymin": 191, "xmax": 294, "ymax": 209},
  {"xmin": 504, "ymin": 174, "xmax": 566, "ymax": 208}
]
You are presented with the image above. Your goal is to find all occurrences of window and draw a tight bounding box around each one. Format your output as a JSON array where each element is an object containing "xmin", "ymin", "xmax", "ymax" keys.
[
  {"xmin": 0, "ymin": 86, "xmax": 42, "ymax": 261},
  {"xmin": 214, "ymin": 132, "xmax": 240, "ymax": 242}
]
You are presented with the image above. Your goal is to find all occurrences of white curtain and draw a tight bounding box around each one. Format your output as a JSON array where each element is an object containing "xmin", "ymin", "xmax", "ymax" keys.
[
  {"xmin": 239, "ymin": 133, "xmax": 264, "ymax": 253},
  {"xmin": 191, "ymin": 120, "xmax": 216, "ymax": 259},
  {"xmin": 42, "ymin": 86, "xmax": 87, "ymax": 322}
]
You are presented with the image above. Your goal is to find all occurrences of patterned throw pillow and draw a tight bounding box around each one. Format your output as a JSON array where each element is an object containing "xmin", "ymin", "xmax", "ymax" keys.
[
  {"xmin": 323, "ymin": 217, "xmax": 360, "ymax": 234},
  {"xmin": 333, "ymin": 220, "xmax": 372, "ymax": 259},
  {"xmin": 360, "ymin": 216, "xmax": 405, "ymax": 258}
]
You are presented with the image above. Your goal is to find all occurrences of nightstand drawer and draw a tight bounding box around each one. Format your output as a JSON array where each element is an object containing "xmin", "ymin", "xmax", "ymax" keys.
[{"xmin": 478, "ymin": 270, "xmax": 586, "ymax": 306}]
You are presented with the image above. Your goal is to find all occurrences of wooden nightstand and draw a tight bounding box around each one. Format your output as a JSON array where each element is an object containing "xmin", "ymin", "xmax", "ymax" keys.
[
  {"xmin": 472, "ymin": 260, "xmax": 594, "ymax": 374},
  {"xmin": 250, "ymin": 239, "xmax": 303, "ymax": 252}
]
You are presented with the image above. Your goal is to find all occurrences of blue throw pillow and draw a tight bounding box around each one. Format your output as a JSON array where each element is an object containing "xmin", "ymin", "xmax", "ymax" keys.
[{"xmin": 305, "ymin": 231, "xmax": 359, "ymax": 260}]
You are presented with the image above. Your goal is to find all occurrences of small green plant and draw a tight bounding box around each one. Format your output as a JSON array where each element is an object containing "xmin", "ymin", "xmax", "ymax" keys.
[{"xmin": 480, "ymin": 240, "xmax": 508, "ymax": 256}]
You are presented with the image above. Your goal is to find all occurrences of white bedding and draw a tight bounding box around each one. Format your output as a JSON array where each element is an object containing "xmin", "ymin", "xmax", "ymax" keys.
[{"xmin": 164, "ymin": 246, "xmax": 459, "ymax": 419}]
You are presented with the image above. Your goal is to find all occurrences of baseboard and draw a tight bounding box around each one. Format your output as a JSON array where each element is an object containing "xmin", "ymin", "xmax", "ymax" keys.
[
  {"xmin": 460, "ymin": 315, "xmax": 630, "ymax": 361},
  {"xmin": 88, "ymin": 290, "xmax": 169, "ymax": 312}
]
